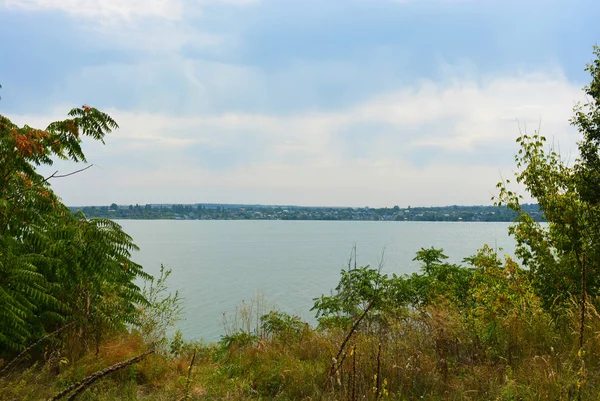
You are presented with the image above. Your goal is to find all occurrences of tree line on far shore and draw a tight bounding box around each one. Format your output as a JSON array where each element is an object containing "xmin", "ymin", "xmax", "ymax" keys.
[{"xmin": 71, "ymin": 202, "xmax": 542, "ymax": 222}]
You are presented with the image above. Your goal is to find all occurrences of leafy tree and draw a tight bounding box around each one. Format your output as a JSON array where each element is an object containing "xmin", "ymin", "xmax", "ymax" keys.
[
  {"xmin": 496, "ymin": 46, "xmax": 600, "ymax": 313},
  {"xmin": 312, "ymin": 265, "xmax": 390, "ymax": 329},
  {"xmin": 405, "ymin": 247, "xmax": 474, "ymax": 308},
  {"xmin": 312, "ymin": 247, "xmax": 474, "ymax": 329},
  {"xmin": 496, "ymin": 46, "xmax": 600, "ymax": 396},
  {"xmin": 0, "ymin": 105, "xmax": 150, "ymax": 354}
]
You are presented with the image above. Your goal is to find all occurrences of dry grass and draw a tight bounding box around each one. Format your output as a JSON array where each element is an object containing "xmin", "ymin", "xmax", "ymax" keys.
[{"xmin": 2, "ymin": 299, "xmax": 600, "ymax": 400}]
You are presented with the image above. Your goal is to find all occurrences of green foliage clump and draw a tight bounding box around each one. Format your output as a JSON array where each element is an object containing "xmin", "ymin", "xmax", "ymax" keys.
[
  {"xmin": 137, "ymin": 264, "xmax": 182, "ymax": 351},
  {"xmin": 312, "ymin": 246, "xmax": 475, "ymax": 330},
  {"xmin": 260, "ymin": 310, "xmax": 306, "ymax": 340}
]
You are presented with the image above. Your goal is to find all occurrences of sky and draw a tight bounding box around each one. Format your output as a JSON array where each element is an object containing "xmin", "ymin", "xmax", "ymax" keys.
[{"xmin": 1, "ymin": 0, "xmax": 599, "ymax": 207}]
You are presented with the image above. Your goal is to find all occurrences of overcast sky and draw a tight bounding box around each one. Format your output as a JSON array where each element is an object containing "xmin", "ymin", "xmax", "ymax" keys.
[{"xmin": 1, "ymin": 0, "xmax": 598, "ymax": 207}]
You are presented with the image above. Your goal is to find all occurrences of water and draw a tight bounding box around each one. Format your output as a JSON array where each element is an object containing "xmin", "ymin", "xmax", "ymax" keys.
[{"xmin": 116, "ymin": 220, "xmax": 516, "ymax": 342}]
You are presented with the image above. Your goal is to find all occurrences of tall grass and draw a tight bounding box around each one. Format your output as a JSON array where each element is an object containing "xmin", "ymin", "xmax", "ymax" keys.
[{"xmin": 2, "ymin": 298, "xmax": 599, "ymax": 399}]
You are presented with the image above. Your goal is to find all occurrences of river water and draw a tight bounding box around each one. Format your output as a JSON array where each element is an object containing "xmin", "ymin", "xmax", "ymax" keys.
[{"xmin": 116, "ymin": 220, "xmax": 516, "ymax": 342}]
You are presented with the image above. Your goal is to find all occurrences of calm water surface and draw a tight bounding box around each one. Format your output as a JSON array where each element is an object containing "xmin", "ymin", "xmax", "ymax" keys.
[{"xmin": 116, "ymin": 220, "xmax": 516, "ymax": 342}]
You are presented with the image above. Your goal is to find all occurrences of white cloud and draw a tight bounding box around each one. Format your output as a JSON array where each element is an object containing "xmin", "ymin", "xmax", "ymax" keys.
[
  {"xmin": 3, "ymin": 0, "xmax": 260, "ymax": 23},
  {"xmin": 204, "ymin": 0, "xmax": 260, "ymax": 4},
  {"xmin": 4, "ymin": 0, "xmax": 184, "ymax": 21},
  {"xmin": 95, "ymin": 25, "xmax": 228, "ymax": 54},
  {"xmin": 10, "ymin": 70, "xmax": 583, "ymax": 207},
  {"xmin": 2, "ymin": 2, "xmax": 246, "ymax": 78}
]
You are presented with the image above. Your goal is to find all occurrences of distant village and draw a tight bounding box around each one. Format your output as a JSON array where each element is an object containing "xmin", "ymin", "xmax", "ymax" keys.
[{"xmin": 70, "ymin": 203, "xmax": 543, "ymax": 222}]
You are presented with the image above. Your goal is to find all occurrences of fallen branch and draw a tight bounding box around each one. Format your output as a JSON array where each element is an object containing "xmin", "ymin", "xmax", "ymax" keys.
[{"xmin": 49, "ymin": 350, "xmax": 155, "ymax": 401}]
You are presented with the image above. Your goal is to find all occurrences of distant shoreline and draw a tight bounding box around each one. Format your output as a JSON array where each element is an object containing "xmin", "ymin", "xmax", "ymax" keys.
[{"xmin": 70, "ymin": 203, "xmax": 543, "ymax": 223}]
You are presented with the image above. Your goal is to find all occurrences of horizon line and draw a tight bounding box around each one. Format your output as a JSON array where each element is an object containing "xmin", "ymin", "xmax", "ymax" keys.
[{"xmin": 68, "ymin": 202, "xmax": 537, "ymax": 209}]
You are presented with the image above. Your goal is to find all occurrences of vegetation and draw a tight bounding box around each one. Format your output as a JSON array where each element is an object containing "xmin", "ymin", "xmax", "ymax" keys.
[
  {"xmin": 1, "ymin": 246, "xmax": 598, "ymax": 400},
  {"xmin": 2, "ymin": 47, "xmax": 600, "ymax": 400}
]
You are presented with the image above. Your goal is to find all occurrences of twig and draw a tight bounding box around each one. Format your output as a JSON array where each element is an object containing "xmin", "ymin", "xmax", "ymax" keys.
[
  {"xmin": 5, "ymin": 164, "xmax": 98, "ymax": 203},
  {"xmin": 347, "ymin": 244, "xmax": 357, "ymax": 271},
  {"xmin": 40, "ymin": 164, "xmax": 96, "ymax": 185},
  {"xmin": 0, "ymin": 323, "xmax": 74, "ymax": 377},
  {"xmin": 48, "ymin": 350, "xmax": 154, "ymax": 401}
]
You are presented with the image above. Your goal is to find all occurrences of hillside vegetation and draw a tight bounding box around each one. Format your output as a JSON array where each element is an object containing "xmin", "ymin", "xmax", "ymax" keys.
[{"xmin": 1, "ymin": 47, "xmax": 600, "ymax": 400}]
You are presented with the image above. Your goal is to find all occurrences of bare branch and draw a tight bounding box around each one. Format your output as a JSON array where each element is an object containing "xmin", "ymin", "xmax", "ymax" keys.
[{"xmin": 41, "ymin": 164, "xmax": 96, "ymax": 185}]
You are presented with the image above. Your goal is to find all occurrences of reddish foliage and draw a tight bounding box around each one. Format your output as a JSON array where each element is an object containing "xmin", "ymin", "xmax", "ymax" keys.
[
  {"xmin": 17, "ymin": 172, "xmax": 33, "ymax": 187},
  {"xmin": 15, "ymin": 131, "xmax": 45, "ymax": 157},
  {"xmin": 15, "ymin": 133, "xmax": 34, "ymax": 157},
  {"xmin": 66, "ymin": 120, "xmax": 79, "ymax": 138}
]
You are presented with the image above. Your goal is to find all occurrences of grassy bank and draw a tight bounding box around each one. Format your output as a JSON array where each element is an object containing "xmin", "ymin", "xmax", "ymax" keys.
[{"xmin": 1, "ymin": 306, "xmax": 598, "ymax": 400}]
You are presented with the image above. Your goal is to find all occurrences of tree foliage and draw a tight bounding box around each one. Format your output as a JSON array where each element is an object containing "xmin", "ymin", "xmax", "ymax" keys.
[
  {"xmin": 495, "ymin": 48, "xmax": 600, "ymax": 397},
  {"xmin": 496, "ymin": 46, "xmax": 600, "ymax": 311},
  {"xmin": 312, "ymin": 247, "xmax": 475, "ymax": 329},
  {"xmin": 0, "ymin": 105, "xmax": 150, "ymax": 354}
]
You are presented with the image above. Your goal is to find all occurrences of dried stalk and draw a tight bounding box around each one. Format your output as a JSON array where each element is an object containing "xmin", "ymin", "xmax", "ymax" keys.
[
  {"xmin": 375, "ymin": 341, "xmax": 382, "ymax": 400},
  {"xmin": 179, "ymin": 350, "xmax": 197, "ymax": 401},
  {"xmin": 351, "ymin": 344, "xmax": 357, "ymax": 401}
]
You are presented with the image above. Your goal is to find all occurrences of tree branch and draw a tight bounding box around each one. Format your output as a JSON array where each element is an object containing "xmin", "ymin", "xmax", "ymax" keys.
[{"xmin": 41, "ymin": 164, "xmax": 96, "ymax": 185}]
